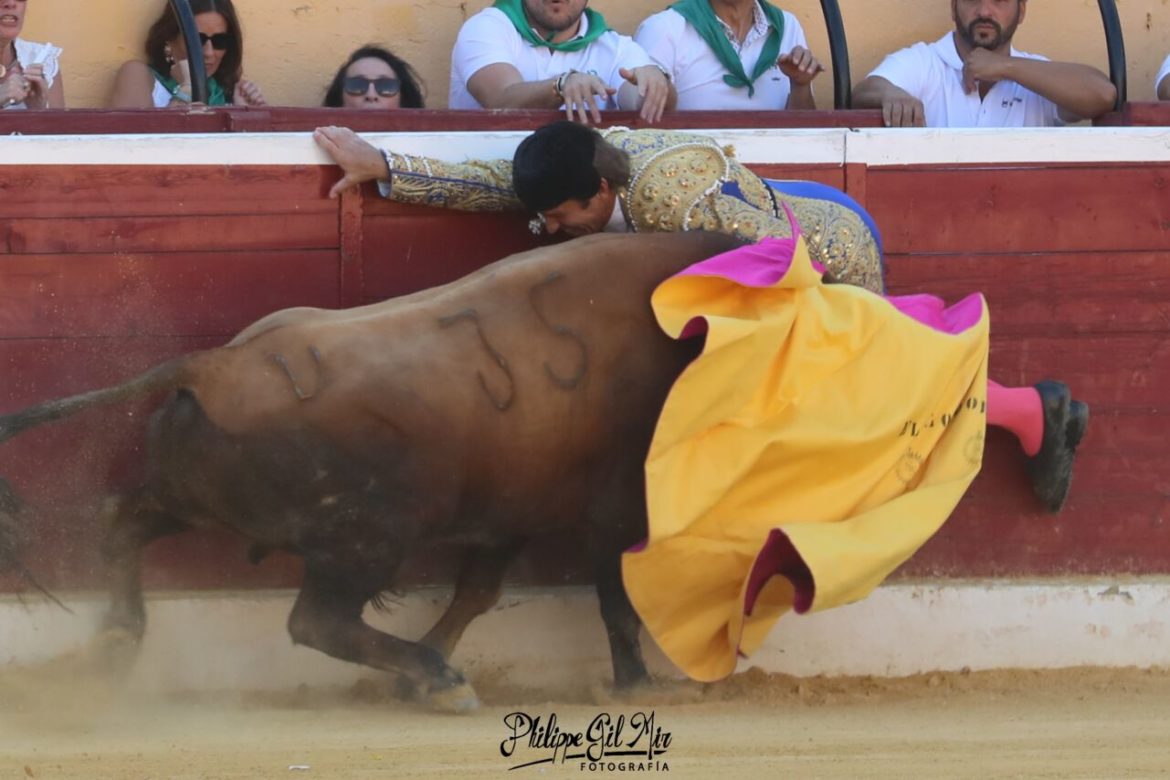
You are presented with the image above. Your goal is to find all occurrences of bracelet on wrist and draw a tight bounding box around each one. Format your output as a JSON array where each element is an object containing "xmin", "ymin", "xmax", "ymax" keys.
[{"xmin": 553, "ymin": 69, "xmax": 578, "ymax": 100}]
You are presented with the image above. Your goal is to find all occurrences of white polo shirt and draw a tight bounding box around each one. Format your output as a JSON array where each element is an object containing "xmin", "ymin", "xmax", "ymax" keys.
[
  {"xmin": 1156, "ymin": 54, "xmax": 1170, "ymax": 94},
  {"xmin": 449, "ymin": 8, "xmax": 654, "ymax": 110},
  {"xmin": 867, "ymin": 33, "xmax": 1061, "ymax": 128},
  {"xmin": 635, "ymin": 5, "xmax": 808, "ymax": 110}
]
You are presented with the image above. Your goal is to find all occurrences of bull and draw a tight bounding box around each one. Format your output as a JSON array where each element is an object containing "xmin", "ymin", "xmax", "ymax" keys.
[{"xmin": 0, "ymin": 231, "xmax": 742, "ymax": 712}]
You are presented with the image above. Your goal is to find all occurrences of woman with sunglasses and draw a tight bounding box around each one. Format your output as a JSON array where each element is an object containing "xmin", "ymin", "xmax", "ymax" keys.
[
  {"xmin": 323, "ymin": 46, "xmax": 424, "ymax": 109},
  {"xmin": 0, "ymin": 0, "xmax": 64, "ymax": 110},
  {"xmin": 110, "ymin": 0, "xmax": 265, "ymax": 108}
]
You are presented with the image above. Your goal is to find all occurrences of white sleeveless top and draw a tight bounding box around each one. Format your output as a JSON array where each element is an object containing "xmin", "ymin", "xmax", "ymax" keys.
[
  {"xmin": 3, "ymin": 38, "xmax": 63, "ymax": 110},
  {"xmin": 151, "ymin": 76, "xmax": 173, "ymax": 108}
]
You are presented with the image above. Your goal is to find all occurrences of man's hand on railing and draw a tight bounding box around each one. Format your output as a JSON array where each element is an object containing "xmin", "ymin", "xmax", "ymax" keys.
[{"xmin": 314, "ymin": 126, "xmax": 390, "ymax": 199}]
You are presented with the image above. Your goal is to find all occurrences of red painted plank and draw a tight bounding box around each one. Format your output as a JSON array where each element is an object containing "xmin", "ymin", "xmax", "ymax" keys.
[
  {"xmin": 867, "ymin": 165, "xmax": 1170, "ymax": 254},
  {"xmin": 0, "ymin": 251, "xmax": 340, "ymax": 338},
  {"xmin": 0, "ymin": 166, "xmax": 334, "ymax": 219},
  {"xmin": 885, "ymin": 251, "xmax": 1170, "ymax": 336},
  {"xmin": 5, "ymin": 214, "xmax": 338, "ymax": 254},
  {"xmin": 747, "ymin": 164, "xmax": 844, "ymax": 188},
  {"xmin": 844, "ymin": 162, "xmax": 868, "ymax": 210},
  {"xmin": 1094, "ymin": 102, "xmax": 1170, "ymax": 127},
  {"xmin": 360, "ymin": 208, "xmax": 552, "ymax": 301}
]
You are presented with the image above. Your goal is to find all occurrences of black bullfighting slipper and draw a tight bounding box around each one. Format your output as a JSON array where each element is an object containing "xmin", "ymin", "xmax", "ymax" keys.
[{"xmin": 1028, "ymin": 380, "xmax": 1090, "ymax": 514}]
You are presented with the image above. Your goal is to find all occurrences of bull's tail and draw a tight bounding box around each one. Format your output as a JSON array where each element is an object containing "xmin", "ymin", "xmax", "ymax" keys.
[
  {"xmin": 0, "ymin": 475, "xmax": 71, "ymax": 612},
  {"xmin": 0, "ymin": 355, "xmax": 194, "ymax": 446},
  {"xmin": 0, "ymin": 355, "xmax": 196, "ymax": 603}
]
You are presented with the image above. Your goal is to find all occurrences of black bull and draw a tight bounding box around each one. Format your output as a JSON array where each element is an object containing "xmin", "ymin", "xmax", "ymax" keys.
[{"xmin": 0, "ymin": 231, "xmax": 744, "ymax": 711}]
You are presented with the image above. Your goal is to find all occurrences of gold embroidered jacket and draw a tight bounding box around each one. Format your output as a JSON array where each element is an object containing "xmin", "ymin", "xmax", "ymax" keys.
[{"xmin": 381, "ymin": 127, "xmax": 883, "ymax": 293}]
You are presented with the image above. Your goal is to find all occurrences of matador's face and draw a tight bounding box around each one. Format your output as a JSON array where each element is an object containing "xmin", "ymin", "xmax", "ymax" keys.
[{"xmin": 538, "ymin": 178, "xmax": 618, "ymax": 238}]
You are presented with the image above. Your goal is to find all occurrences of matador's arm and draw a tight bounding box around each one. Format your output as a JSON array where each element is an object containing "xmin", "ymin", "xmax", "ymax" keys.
[{"xmin": 377, "ymin": 150, "xmax": 524, "ymax": 212}]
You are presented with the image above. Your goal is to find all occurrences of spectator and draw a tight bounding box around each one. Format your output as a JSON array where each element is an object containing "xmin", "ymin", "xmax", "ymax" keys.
[
  {"xmin": 0, "ymin": 0, "xmax": 64, "ymax": 110},
  {"xmin": 635, "ymin": 0, "xmax": 823, "ymax": 110},
  {"xmin": 1156, "ymin": 54, "xmax": 1170, "ymax": 100},
  {"xmin": 449, "ymin": 0, "xmax": 675, "ymax": 124},
  {"xmin": 852, "ymin": 0, "xmax": 1115, "ymax": 127},
  {"xmin": 110, "ymin": 0, "xmax": 265, "ymax": 109},
  {"xmin": 323, "ymin": 46, "xmax": 425, "ymax": 109}
]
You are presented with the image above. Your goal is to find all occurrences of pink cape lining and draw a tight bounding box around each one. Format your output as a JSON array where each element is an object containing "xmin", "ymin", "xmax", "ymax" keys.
[{"xmin": 676, "ymin": 237, "xmax": 984, "ymax": 340}]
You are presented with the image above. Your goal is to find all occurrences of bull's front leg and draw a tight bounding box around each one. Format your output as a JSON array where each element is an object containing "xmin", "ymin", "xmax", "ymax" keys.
[
  {"xmin": 594, "ymin": 552, "xmax": 650, "ymax": 689},
  {"xmin": 288, "ymin": 563, "xmax": 479, "ymax": 713}
]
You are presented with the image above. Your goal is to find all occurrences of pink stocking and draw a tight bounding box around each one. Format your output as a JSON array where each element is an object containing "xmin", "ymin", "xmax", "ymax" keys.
[{"xmin": 986, "ymin": 380, "xmax": 1043, "ymax": 456}]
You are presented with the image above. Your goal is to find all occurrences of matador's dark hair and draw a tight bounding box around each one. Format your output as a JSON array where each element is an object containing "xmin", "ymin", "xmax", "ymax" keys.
[{"xmin": 512, "ymin": 121, "xmax": 631, "ymax": 212}]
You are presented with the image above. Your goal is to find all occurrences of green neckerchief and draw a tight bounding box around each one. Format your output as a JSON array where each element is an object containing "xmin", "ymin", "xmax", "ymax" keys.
[
  {"xmin": 153, "ymin": 69, "xmax": 228, "ymax": 105},
  {"xmin": 492, "ymin": 0, "xmax": 610, "ymax": 52},
  {"xmin": 670, "ymin": 0, "xmax": 785, "ymax": 97}
]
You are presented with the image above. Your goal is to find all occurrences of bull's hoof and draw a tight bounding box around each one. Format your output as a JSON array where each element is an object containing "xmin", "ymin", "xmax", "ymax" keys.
[
  {"xmin": 86, "ymin": 627, "xmax": 142, "ymax": 676},
  {"xmin": 422, "ymin": 681, "xmax": 480, "ymax": 714}
]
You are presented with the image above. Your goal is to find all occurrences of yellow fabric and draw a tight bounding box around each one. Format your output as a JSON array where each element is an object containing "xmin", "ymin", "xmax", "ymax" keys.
[{"xmin": 622, "ymin": 236, "xmax": 990, "ymax": 682}]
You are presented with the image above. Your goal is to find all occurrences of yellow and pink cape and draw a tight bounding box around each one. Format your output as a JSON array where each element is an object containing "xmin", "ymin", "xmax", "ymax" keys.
[{"xmin": 623, "ymin": 230, "xmax": 990, "ymax": 682}]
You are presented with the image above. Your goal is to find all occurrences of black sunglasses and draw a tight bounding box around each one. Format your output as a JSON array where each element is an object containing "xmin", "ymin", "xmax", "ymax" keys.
[
  {"xmin": 198, "ymin": 32, "xmax": 232, "ymax": 51},
  {"xmin": 343, "ymin": 76, "xmax": 401, "ymax": 97}
]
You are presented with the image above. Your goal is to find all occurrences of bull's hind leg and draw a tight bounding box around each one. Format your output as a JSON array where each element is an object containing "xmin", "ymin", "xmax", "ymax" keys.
[
  {"xmin": 101, "ymin": 490, "xmax": 187, "ymax": 639},
  {"xmin": 288, "ymin": 563, "xmax": 479, "ymax": 713},
  {"xmin": 421, "ymin": 538, "xmax": 526, "ymax": 659},
  {"xmin": 90, "ymin": 489, "xmax": 187, "ymax": 674}
]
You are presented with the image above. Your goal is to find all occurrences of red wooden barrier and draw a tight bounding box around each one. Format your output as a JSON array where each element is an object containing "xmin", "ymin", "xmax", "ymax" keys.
[{"xmin": 1, "ymin": 120, "xmax": 1167, "ymax": 593}]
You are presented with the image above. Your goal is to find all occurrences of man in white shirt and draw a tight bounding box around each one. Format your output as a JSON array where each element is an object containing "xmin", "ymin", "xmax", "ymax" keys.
[
  {"xmin": 853, "ymin": 0, "xmax": 1115, "ymax": 127},
  {"xmin": 635, "ymin": 0, "xmax": 823, "ymax": 111},
  {"xmin": 450, "ymin": 0, "xmax": 675, "ymax": 124}
]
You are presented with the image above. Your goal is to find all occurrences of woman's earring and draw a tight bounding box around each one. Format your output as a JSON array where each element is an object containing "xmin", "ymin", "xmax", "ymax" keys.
[{"xmin": 164, "ymin": 44, "xmax": 175, "ymax": 65}]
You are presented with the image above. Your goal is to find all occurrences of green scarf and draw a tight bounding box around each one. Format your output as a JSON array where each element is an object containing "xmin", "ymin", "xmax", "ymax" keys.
[
  {"xmin": 492, "ymin": 0, "xmax": 610, "ymax": 52},
  {"xmin": 670, "ymin": 0, "xmax": 785, "ymax": 97},
  {"xmin": 154, "ymin": 70, "xmax": 228, "ymax": 105}
]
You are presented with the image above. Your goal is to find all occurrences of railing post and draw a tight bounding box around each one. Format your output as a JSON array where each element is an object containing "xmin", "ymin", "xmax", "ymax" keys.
[
  {"xmin": 166, "ymin": 0, "xmax": 210, "ymax": 104},
  {"xmin": 1097, "ymin": 0, "xmax": 1127, "ymax": 110},
  {"xmin": 819, "ymin": 0, "xmax": 851, "ymax": 109}
]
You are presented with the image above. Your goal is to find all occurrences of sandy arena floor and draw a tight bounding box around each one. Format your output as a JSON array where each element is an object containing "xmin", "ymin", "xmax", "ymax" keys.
[{"xmin": 1, "ymin": 666, "xmax": 1169, "ymax": 779}]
